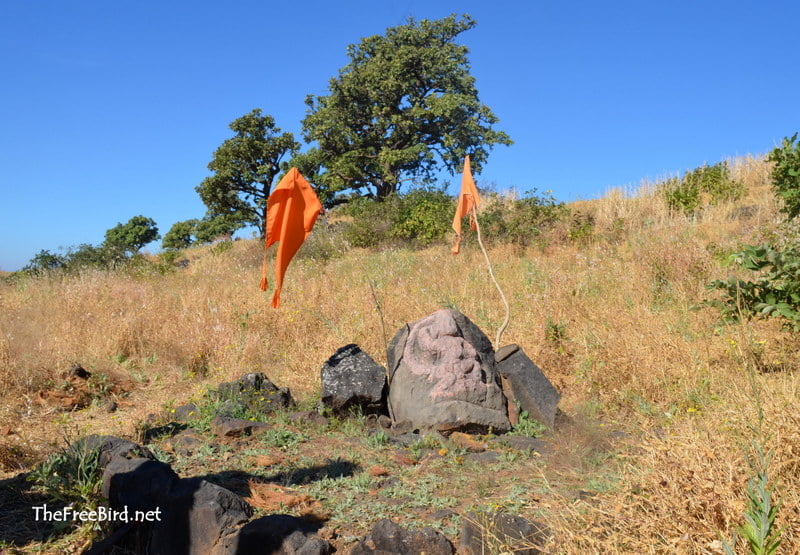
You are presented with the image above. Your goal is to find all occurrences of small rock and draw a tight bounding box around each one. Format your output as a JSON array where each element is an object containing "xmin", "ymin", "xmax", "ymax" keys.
[
  {"xmin": 212, "ymin": 416, "xmax": 271, "ymax": 438},
  {"xmin": 350, "ymin": 519, "xmax": 453, "ymax": 555},
  {"xmin": 321, "ymin": 344, "xmax": 388, "ymax": 415},
  {"xmin": 172, "ymin": 403, "xmax": 199, "ymax": 422},
  {"xmin": 496, "ymin": 344, "xmax": 560, "ymax": 429},
  {"xmin": 465, "ymin": 451, "xmax": 500, "ymax": 464},
  {"xmin": 68, "ymin": 363, "xmax": 91, "ymax": 379},
  {"xmin": 288, "ymin": 410, "xmax": 329, "ymax": 428},
  {"xmin": 449, "ymin": 432, "xmax": 487, "ymax": 453},
  {"xmin": 460, "ymin": 512, "xmax": 548, "ymax": 555}
]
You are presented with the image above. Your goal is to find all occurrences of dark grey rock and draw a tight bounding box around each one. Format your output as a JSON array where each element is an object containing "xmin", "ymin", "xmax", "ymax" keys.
[
  {"xmin": 173, "ymin": 402, "xmax": 199, "ymax": 422},
  {"xmin": 75, "ymin": 434, "xmax": 155, "ymax": 469},
  {"xmin": 101, "ymin": 456, "xmax": 178, "ymax": 512},
  {"xmin": 150, "ymin": 478, "xmax": 252, "ymax": 555},
  {"xmin": 223, "ymin": 514, "xmax": 331, "ymax": 555},
  {"xmin": 166, "ymin": 430, "xmax": 205, "ymax": 456},
  {"xmin": 321, "ymin": 344, "xmax": 388, "ymax": 415},
  {"xmin": 215, "ymin": 372, "xmax": 293, "ymax": 417},
  {"xmin": 496, "ymin": 344, "xmax": 560, "ymax": 428},
  {"xmin": 460, "ymin": 512, "xmax": 548, "ymax": 555},
  {"xmin": 211, "ymin": 415, "xmax": 271, "ymax": 438},
  {"xmin": 387, "ymin": 310, "xmax": 510, "ymax": 434},
  {"xmin": 288, "ymin": 410, "xmax": 330, "ymax": 428},
  {"xmin": 68, "ymin": 363, "xmax": 91, "ymax": 379},
  {"xmin": 350, "ymin": 518, "xmax": 453, "ymax": 554}
]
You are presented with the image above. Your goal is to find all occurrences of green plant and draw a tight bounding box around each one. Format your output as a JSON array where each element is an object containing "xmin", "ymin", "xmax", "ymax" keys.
[
  {"xmin": 704, "ymin": 245, "xmax": 800, "ymax": 332},
  {"xmin": 364, "ymin": 430, "xmax": 390, "ymax": 449},
  {"xmin": 28, "ymin": 440, "xmax": 103, "ymax": 511},
  {"xmin": 723, "ymin": 442, "xmax": 784, "ymax": 555},
  {"xmin": 662, "ymin": 162, "xmax": 744, "ymax": 215},
  {"xmin": 767, "ymin": 132, "xmax": 800, "ymax": 220},
  {"xmin": 508, "ymin": 405, "xmax": 547, "ymax": 438},
  {"xmin": 480, "ymin": 189, "xmax": 567, "ymax": 246}
]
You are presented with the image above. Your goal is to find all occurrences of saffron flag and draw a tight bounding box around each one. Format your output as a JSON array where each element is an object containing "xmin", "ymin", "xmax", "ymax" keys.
[
  {"xmin": 260, "ymin": 168, "xmax": 322, "ymax": 308},
  {"xmin": 451, "ymin": 155, "xmax": 481, "ymax": 254}
]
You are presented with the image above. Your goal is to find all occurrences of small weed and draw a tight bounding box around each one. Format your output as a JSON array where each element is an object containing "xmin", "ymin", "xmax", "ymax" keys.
[{"xmin": 508, "ymin": 404, "xmax": 547, "ymax": 438}]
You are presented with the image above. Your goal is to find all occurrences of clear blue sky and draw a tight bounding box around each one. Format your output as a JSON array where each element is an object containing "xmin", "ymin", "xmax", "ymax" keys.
[{"xmin": 2, "ymin": 0, "xmax": 798, "ymax": 271}]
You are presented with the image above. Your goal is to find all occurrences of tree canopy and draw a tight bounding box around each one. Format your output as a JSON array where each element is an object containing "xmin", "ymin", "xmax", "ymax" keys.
[
  {"xmin": 300, "ymin": 14, "xmax": 512, "ymax": 204},
  {"xmin": 104, "ymin": 215, "xmax": 160, "ymax": 255},
  {"xmin": 196, "ymin": 109, "xmax": 299, "ymax": 232}
]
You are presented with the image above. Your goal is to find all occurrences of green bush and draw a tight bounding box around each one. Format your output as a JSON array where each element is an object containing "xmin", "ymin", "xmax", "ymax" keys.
[
  {"xmin": 705, "ymin": 245, "xmax": 800, "ymax": 332},
  {"xmin": 479, "ymin": 189, "xmax": 567, "ymax": 246},
  {"xmin": 703, "ymin": 134, "xmax": 800, "ymax": 332},
  {"xmin": 767, "ymin": 132, "xmax": 800, "ymax": 220},
  {"xmin": 340, "ymin": 187, "xmax": 454, "ymax": 248},
  {"xmin": 662, "ymin": 162, "xmax": 744, "ymax": 215}
]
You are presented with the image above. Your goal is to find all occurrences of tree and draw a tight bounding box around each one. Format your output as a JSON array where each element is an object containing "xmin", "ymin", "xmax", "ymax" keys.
[
  {"xmin": 301, "ymin": 14, "xmax": 512, "ymax": 204},
  {"xmin": 162, "ymin": 213, "xmax": 246, "ymax": 250},
  {"xmin": 196, "ymin": 109, "xmax": 300, "ymax": 232},
  {"xmin": 104, "ymin": 215, "xmax": 160, "ymax": 255},
  {"xmin": 162, "ymin": 219, "xmax": 199, "ymax": 250},
  {"xmin": 23, "ymin": 249, "xmax": 66, "ymax": 274}
]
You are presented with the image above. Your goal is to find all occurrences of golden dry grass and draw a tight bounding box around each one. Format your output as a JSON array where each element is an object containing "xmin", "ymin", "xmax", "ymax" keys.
[{"xmin": 1, "ymin": 154, "xmax": 798, "ymax": 552}]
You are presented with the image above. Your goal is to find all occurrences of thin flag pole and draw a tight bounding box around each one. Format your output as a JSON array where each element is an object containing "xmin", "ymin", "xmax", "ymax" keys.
[{"xmin": 471, "ymin": 203, "xmax": 510, "ymax": 348}]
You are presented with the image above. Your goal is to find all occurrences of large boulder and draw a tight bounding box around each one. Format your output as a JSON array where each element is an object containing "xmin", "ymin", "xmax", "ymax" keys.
[
  {"xmin": 320, "ymin": 344, "xmax": 387, "ymax": 415},
  {"xmin": 387, "ymin": 309, "xmax": 510, "ymax": 434}
]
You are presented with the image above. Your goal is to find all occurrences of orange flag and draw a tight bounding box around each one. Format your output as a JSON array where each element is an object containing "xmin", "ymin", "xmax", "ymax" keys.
[
  {"xmin": 451, "ymin": 155, "xmax": 481, "ymax": 254},
  {"xmin": 260, "ymin": 168, "xmax": 322, "ymax": 308}
]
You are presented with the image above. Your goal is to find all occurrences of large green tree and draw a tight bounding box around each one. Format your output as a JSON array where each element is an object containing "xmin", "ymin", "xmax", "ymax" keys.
[
  {"xmin": 197, "ymin": 109, "xmax": 300, "ymax": 232},
  {"xmin": 300, "ymin": 14, "xmax": 512, "ymax": 204}
]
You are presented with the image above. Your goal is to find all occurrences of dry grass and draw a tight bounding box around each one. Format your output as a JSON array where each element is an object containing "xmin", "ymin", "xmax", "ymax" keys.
[{"xmin": 1, "ymin": 154, "xmax": 798, "ymax": 552}]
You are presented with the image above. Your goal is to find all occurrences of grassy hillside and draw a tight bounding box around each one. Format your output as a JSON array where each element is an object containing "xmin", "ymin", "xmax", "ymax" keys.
[{"xmin": 1, "ymin": 154, "xmax": 798, "ymax": 552}]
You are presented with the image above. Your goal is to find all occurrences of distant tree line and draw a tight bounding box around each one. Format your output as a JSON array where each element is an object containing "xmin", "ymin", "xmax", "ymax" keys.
[{"xmin": 23, "ymin": 216, "xmax": 159, "ymax": 275}]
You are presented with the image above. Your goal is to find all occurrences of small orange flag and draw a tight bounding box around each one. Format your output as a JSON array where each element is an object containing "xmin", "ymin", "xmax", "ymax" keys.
[
  {"xmin": 451, "ymin": 155, "xmax": 481, "ymax": 254},
  {"xmin": 260, "ymin": 168, "xmax": 322, "ymax": 308}
]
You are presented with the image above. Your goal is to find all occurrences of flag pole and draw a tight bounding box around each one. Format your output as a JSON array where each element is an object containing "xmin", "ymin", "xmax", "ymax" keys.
[{"xmin": 470, "ymin": 203, "xmax": 510, "ymax": 348}]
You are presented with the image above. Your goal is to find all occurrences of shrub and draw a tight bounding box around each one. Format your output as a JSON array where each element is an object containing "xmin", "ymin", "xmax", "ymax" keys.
[
  {"xmin": 767, "ymin": 132, "xmax": 800, "ymax": 220},
  {"xmin": 703, "ymin": 134, "xmax": 800, "ymax": 332},
  {"xmin": 479, "ymin": 189, "xmax": 567, "ymax": 246},
  {"xmin": 662, "ymin": 162, "xmax": 744, "ymax": 215},
  {"xmin": 339, "ymin": 187, "xmax": 454, "ymax": 248}
]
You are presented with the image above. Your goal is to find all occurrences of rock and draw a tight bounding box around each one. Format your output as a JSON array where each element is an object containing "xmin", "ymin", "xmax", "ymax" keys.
[
  {"xmin": 390, "ymin": 419, "xmax": 415, "ymax": 435},
  {"xmin": 88, "ymin": 435, "xmax": 255, "ymax": 555},
  {"xmin": 212, "ymin": 415, "xmax": 271, "ymax": 438},
  {"xmin": 215, "ymin": 373, "xmax": 293, "ymax": 417},
  {"xmin": 460, "ymin": 512, "xmax": 548, "ymax": 555},
  {"xmin": 350, "ymin": 518, "xmax": 453, "ymax": 554},
  {"xmin": 164, "ymin": 430, "xmax": 205, "ymax": 456},
  {"xmin": 151, "ymin": 478, "xmax": 252, "ymax": 555},
  {"xmin": 449, "ymin": 431, "xmax": 487, "ymax": 453},
  {"xmin": 320, "ymin": 344, "xmax": 388, "ymax": 415},
  {"xmin": 223, "ymin": 514, "xmax": 331, "ymax": 555},
  {"xmin": 496, "ymin": 344, "xmax": 560, "ymax": 429},
  {"xmin": 173, "ymin": 402, "xmax": 199, "ymax": 422},
  {"xmin": 75, "ymin": 434, "xmax": 156, "ymax": 469},
  {"xmin": 288, "ymin": 410, "xmax": 330, "ymax": 428},
  {"xmin": 387, "ymin": 310, "xmax": 510, "ymax": 434},
  {"xmin": 68, "ymin": 363, "xmax": 91, "ymax": 379},
  {"xmin": 465, "ymin": 451, "xmax": 500, "ymax": 464},
  {"xmin": 101, "ymin": 456, "xmax": 179, "ymax": 512}
]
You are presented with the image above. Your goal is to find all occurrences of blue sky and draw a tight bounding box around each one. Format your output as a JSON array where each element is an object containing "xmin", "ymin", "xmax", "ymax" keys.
[{"xmin": 1, "ymin": 0, "xmax": 798, "ymax": 271}]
